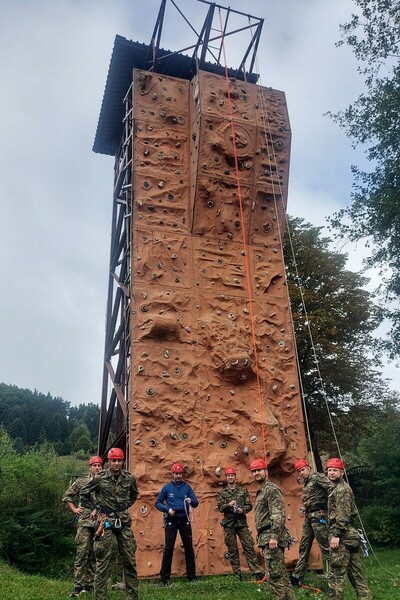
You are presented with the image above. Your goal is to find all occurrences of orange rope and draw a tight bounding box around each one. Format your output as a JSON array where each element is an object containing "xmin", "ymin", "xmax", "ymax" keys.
[
  {"xmin": 300, "ymin": 583, "xmax": 322, "ymax": 594},
  {"xmin": 217, "ymin": 9, "xmax": 267, "ymax": 464}
]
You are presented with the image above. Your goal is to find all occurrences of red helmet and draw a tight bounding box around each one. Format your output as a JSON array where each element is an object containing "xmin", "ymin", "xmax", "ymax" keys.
[
  {"xmin": 250, "ymin": 458, "xmax": 268, "ymax": 471},
  {"xmin": 89, "ymin": 455, "xmax": 103, "ymax": 466},
  {"xmin": 294, "ymin": 459, "xmax": 309, "ymax": 471},
  {"xmin": 171, "ymin": 462, "xmax": 184, "ymax": 473},
  {"xmin": 225, "ymin": 467, "xmax": 236, "ymax": 475},
  {"xmin": 107, "ymin": 448, "xmax": 124, "ymax": 460},
  {"xmin": 326, "ymin": 457, "xmax": 345, "ymax": 469}
]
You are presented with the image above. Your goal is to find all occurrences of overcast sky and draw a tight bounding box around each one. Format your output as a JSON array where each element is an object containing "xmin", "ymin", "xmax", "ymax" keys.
[{"xmin": 0, "ymin": 0, "xmax": 398, "ymax": 406}]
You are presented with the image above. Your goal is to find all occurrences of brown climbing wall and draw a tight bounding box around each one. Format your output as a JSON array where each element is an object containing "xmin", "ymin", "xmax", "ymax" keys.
[{"xmin": 129, "ymin": 69, "xmax": 319, "ymax": 577}]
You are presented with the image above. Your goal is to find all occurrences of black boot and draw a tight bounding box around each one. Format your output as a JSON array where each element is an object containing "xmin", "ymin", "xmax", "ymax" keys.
[{"xmin": 290, "ymin": 574, "xmax": 301, "ymax": 587}]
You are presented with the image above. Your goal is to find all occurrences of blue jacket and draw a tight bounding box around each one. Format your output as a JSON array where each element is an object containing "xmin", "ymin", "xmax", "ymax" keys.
[{"xmin": 155, "ymin": 480, "xmax": 199, "ymax": 517}]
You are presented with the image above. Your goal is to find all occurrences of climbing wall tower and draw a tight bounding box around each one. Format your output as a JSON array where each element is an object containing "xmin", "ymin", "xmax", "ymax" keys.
[
  {"xmin": 127, "ymin": 66, "xmax": 308, "ymax": 576},
  {"xmin": 93, "ymin": 1, "xmax": 319, "ymax": 580}
]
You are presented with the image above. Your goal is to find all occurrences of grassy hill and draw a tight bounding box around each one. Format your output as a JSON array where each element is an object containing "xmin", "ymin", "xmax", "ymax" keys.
[{"xmin": 1, "ymin": 549, "xmax": 399, "ymax": 599}]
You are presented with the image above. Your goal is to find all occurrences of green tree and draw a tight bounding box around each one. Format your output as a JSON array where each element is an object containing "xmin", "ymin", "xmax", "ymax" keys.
[
  {"xmin": 284, "ymin": 216, "xmax": 385, "ymax": 466},
  {"xmin": 0, "ymin": 384, "xmax": 99, "ymax": 452},
  {"xmin": 69, "ymin": 403, "xmax": 100, "ymax": 440},
  {"xmin": 349, "ymin": 393, "xmax": 400, "ymax": 544},
  {"xmin": 68, "ymin": 422, "xmax": 93, "ymax": 453},
  {"xmin": 327, "ymin": 0, "xmax": 400, "ymax": 358}
]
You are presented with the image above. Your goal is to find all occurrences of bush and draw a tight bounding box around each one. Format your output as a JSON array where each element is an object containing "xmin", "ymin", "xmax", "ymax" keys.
[
  {"xmin": 0, "ymin": 429, "xmax": 76, "ymax": 575},
  {"xmin": 359, "ymin": 504, "xmax": 400, "ymax": 546}
]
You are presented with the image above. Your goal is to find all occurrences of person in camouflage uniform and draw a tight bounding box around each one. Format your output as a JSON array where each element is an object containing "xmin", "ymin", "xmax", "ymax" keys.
[
  {"xmin": 80, "ymin": 448, "xmax": 139, "ymax": 600},
  {"xmin": 290, "ymin": 458, "xmax": 331, "ymax": 587},
  {"xmin": 326, "ymin": 457, "xmax": 372, "ymax": 600},
  {"xmin": 217, "ymin": 466, "xmax": 264, "ymax": 580},
  {"xmin": 251, "ymin": 458, "xmax": 295, "ymax": 600},
  {"xmin": 63, "ymin": 454, "xmax": 103, "ymax": 597}
]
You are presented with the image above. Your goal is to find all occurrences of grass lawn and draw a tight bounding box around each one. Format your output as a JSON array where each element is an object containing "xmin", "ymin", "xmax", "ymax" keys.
[{"xmin": 1, "ymin": 548, "xmax": 399, "ymax": 599}]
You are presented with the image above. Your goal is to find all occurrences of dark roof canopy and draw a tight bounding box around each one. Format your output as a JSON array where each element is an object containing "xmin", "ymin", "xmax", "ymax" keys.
[{"xmin": 93, "ymin": 35, "xmax": 259, "ymax": 156}]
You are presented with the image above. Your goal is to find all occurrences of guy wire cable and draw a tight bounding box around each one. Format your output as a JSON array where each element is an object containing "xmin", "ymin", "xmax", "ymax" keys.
[{"xmin": 248, "ymin": 19, "xmax": 397, "ymax": 579}]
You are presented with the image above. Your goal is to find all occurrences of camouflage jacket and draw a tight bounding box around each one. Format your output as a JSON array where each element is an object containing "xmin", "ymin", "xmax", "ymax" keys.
[
  {"xmin": 79, "ymin": 468, "xmax": 138, "ymax": 525},
  {"xmin": 217, "ymin": 484, "xmax": 252, "ymax": 527},
  {"xmin": 328, "ymin": 477, "xmax": 358, "ymax": 543},
  {"xmin": 62, "ymin": 475, "xmax": 96, "ymax": 527},
  {"xmin": 302, "ymin": 472, "xmax": 332, "ymax": 514},
  {"xmin": 254, "ymin": 480, "xmax": 291, "ymax": 548}
]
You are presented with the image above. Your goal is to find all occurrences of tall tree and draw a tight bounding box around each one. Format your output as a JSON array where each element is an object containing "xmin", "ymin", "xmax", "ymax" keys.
[
  {"xmin": 0, "ymin": 383, "xmax": 99, "ymax": 451},
  {"xmin": 68, "ymin": 403, "xmax": 100, "ymax": 440},
  {"xmin": 284, "ymin": 216, "xmax": 384, "ymax": 465},
  {"xmin": 327, "ymin": 0, "xmax": 400, "ymax": 358}
]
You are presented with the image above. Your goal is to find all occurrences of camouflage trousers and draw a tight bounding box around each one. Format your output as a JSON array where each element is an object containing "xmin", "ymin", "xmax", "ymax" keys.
[
  {"xmin": 292, "ymin": 516, "xmax": 330, "ymax": 581},
  {"xmin": 93, "ymin": 526, "xmax": 138, "ymax": 600},
  {"xmin": 224, "ymin": 525, "xmax": 260, "ymax": 575},
  {"xmin": 262, "ymin": 546, "xmax": 296, "ymax": 600},
  {"xmin": 74, "ymin": 525, "xmax": 95, "ymax": 588},
  {"xmin": 328, "ymin": 543, "xmax": 372, "ymax": 600}
]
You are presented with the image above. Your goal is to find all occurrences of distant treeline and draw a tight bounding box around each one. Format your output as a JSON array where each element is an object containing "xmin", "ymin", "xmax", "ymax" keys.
[{"xmin": 0, "ymin": 383, "xmax": 99, "ymax": 454}]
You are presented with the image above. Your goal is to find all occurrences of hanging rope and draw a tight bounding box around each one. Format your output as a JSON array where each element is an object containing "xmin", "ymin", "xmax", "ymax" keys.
[{"xmin": 217, "ymin": 7, "xmax": 268, "ymax": 464}]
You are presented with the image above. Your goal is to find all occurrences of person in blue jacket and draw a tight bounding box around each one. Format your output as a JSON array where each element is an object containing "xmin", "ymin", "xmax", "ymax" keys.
[{"xmin": 155, "ymin": 462, "xmax": 199, "ymax": 585}]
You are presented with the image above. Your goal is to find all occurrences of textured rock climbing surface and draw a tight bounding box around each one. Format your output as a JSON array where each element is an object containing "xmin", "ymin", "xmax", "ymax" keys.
[{"xmin": 129, "ymin": 69, "xmax": 319, "ymax": 576}]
